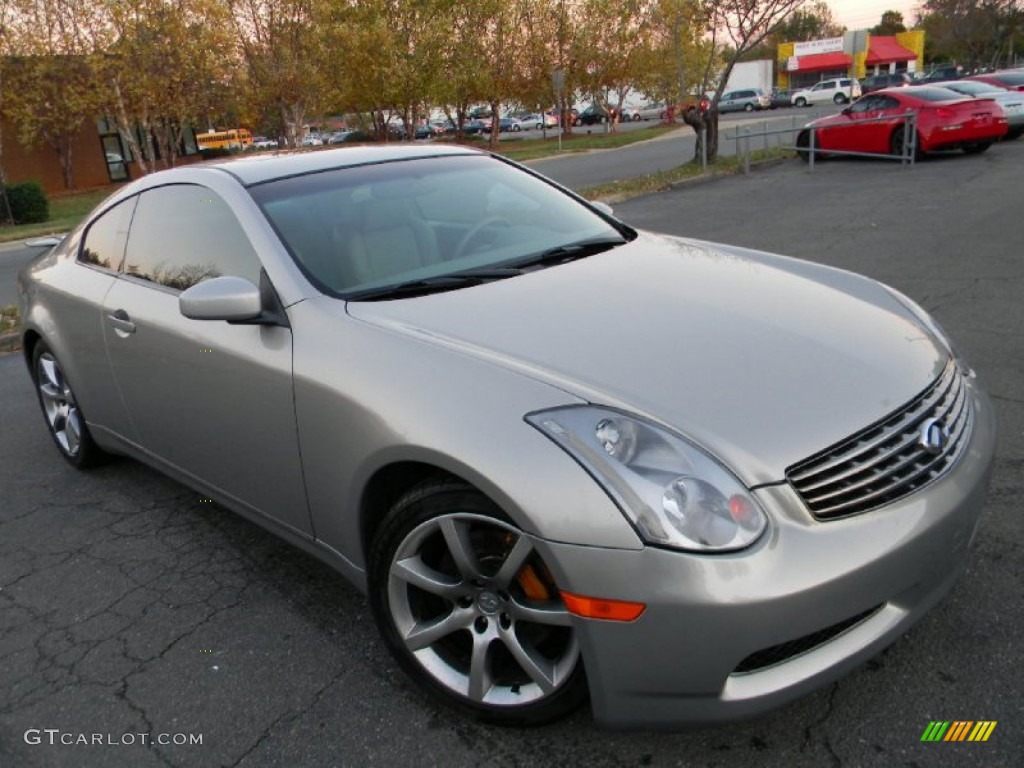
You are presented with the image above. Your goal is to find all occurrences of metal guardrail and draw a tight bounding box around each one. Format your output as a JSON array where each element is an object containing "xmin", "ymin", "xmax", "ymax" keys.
[{"xmin": 725, "ymin": 109, "xmax": 919, "ymax": 172}]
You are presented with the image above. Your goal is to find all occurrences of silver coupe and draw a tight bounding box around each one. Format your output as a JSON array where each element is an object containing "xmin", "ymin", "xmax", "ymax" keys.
[{"xmin": 18, "ymin": 145, "xmax": 995, "ymax": 727}]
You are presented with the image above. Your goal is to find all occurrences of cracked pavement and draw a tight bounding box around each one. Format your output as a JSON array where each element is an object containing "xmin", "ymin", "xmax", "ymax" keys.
[{"xmin": 2, "ymin": 142, "xmax": 1022, "ymax": 767}]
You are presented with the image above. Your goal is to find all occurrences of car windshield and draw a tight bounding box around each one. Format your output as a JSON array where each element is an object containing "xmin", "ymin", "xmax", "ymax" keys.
[{"xmin": 249, "ymin": 154, "xmax": 628, "ymax": 298}]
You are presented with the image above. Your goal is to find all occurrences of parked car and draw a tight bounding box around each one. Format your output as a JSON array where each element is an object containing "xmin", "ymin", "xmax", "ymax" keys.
[
  {"xmin": 768, "ymin": 89, "xmax": 792, "ymax": 109},
  {"xmin": 328, "ymin": 130, "xmax": 375, "ymax": 143},
  {"xmin": 468, "ymin": 106, "xmax": 493, "ymax": 120},
  {"xmin": 717, "ymin": 88, "xmax": 770, "ymax": 113},
  {"xmin": 918, "ymin": 65, "xmax": 963, "ymax": 83},
  {"xmin": 573, "ymin": 105, "xmax": 616, "ymax": 125},
  {"xmin": 791, "ymin": 78, "xmax": 862, "ymax": 107},
  {"xmin": 521, "ymin": 113, "xmax": 559, "ymax": 130},
  {"xmin": 300, "ymin": 133, "xmax": 324, "ymax": 147},
  {"xmin": 251, "ymin": 136, "xmax": 280, "ymax": 150},
  {"xmin": 635, "ymin": 102, "xmax": 666, "ymax": 120},
  {"xmin": 414, "ymin": 122, "xmax": 446, "ymax": 140},
  {"xmin": 481, "ymin": 117, "xmax": 522, "ymax": 133},
  {"xmin": 458, "ymin": 119, "xmax": 487, "ymax": 135},
  {"xmin": 966, "ymin": 70, "xmax": 1024, "ymax": 92},
  {"xmin": 930, "ymin": 79, "xmax": 1024, "ymax": 139},
  {"xmin": 19, "ymin": 144, "xmax": 995, "ymax": 728},
  {"xmin": 618, "ymin": 105, "xmax": 644, "ymax": 121},
  {"xmin": 795, "ymin": 86, "xmax": 1009, "ymax": 160},
  {"xmin": 860, "ymin": 72, "xmax": 913, "ymax": 94}
]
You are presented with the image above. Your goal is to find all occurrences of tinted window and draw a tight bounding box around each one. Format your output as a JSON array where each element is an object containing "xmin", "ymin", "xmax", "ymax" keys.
[
  {"xmin": 911, "ymin": 87, "xmax": 969, "ymax": 102},
  {"xmin": 876, "ymin": 96, "xmax": 902, "ymax": 110},
  {"xmin": 80, "ymin": 197, "xmax": 137, "ymax": 272},
  {"xmin": 991, "ymin": 72, "xmax": 1024, "ymax": 86},
  {"xmin": 123, "ymin": 185, "xmax": 261, "ymax": 291}
]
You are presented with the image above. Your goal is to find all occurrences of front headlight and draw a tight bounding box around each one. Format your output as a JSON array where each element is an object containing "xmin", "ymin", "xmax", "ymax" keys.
[{"xmin": 527, "ymin": 406, "xmax": 767, "ymax": 553}]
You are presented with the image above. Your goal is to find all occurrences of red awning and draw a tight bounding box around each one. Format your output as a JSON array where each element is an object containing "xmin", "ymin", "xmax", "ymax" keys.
[
  {"xmin": 793, "ymin": 52, "xmax": 852, "ymax": 73},
  {"xmin": 866, "ymin": 37, "xmax": 917, "ymax": 65}
]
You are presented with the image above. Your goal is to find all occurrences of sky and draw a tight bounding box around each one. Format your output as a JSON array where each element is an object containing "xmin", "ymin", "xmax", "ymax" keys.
[{"xmin": 829, "ymin": 0, "xmax": 922, "ymax": 31}]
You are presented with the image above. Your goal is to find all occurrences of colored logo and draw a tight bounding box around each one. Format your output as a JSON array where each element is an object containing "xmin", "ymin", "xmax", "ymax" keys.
[{"xmin": 920, "ymin": 721, "xmax": 997, "ymax": 742}]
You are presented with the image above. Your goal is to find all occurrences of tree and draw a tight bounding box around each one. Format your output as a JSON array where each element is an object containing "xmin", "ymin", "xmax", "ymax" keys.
[
  {"xmin": 2, "ymin": 0, "xmax": 104, "ymax": 190},
  {"xmin": 101, "ymin": 0, "xmax": 238, "ymax": 174},
  {"xmin": 230, "ymin": 0, "xmax": 328, "ymax": 147},
  {"xmin": 740, "ymin": 0, "xmax": 844, "ymax": 61},
  {"xmin": 871, "ymin": 10, "xmax": 907, "ymax": 35},
  {"xmin": 917, "ymin": 0, "xmax": 1019, "ymax": 70},
  {"xmin": 683, "ymin": 0, "xmax": 807, "ymax": 164}
]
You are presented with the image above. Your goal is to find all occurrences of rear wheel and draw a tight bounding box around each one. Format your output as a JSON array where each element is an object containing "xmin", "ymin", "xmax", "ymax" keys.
[
  {"xmin": 962, "ymin": 141, "xmax": 991, "ymax": 155},
  {"xmin": 795, "ymin": 97, "xmax": 807, "ymax": 107},
  {"xmin": 890, "ymin": 126, "xmax": 923, "ymax": 160},
  {"xmin": 833, "ymin": 93, "xmax": 848, "ymax": 105},
  {"xmin": 31, "ymin": 341, "xmax": 105, "ymax": 468},
  {"xmin": 369, "ymin": 480, "xmax": 587, "ymax": 725}
]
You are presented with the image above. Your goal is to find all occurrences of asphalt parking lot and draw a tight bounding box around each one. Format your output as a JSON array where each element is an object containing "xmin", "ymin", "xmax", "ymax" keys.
[{"xmin": 1, "ymin": 140, "xmax": 1022, "ymax": 767}]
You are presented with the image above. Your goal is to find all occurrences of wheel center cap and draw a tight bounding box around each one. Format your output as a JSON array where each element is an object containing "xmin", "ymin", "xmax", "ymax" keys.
[{"xmin": 477, "ymin": 591, "xmax": 501, "ymax": 615}]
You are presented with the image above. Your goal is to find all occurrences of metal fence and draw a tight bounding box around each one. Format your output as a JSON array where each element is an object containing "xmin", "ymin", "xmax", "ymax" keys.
[{"xmin": 724, "ymin": 109, "xmax": 919, "ymax": 172}]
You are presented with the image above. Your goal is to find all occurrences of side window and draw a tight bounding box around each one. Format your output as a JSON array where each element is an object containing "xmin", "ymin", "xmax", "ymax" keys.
[
  {"xmin": 123, "ymin": 185, "xmax": 261, "ymax": 292},
  {"xmin": 822, "ymin": 82, "xmax": 836, "ymax": 91},
  {"xmin": 877, "ymin": 96, "xmax": 902, "ymax": 110},
  {"xmin": 80, "ymin": 197, "xmax": 137, "ymax": 272}
]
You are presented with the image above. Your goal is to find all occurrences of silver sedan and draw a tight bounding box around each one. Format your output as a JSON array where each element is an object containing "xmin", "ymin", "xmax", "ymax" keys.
[{"xmin": 18, "ymin": 145, "xmax": 995, "ymax": 727}]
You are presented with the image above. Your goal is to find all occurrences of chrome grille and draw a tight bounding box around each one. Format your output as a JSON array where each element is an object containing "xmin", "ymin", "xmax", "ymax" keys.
[{"xmin": 787, "ymin": 360, "xmax": 971, "ymax": 520}]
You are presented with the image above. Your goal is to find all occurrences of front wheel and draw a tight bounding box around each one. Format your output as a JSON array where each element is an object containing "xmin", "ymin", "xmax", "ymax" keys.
[
  {"xmin": 31, "ymin": 341, "xmax": 105, "ymax": 468},
  {"xmin": 369, "ymin": 480, "xmax": 587, "ymax": 725},
  {"xmin": 744, "ymin": 103, "xmax": 754, "ymax": 112}
]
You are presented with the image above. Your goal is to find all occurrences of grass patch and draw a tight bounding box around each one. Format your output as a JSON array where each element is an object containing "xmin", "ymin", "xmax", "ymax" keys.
[
  {"xmin": 578, "ymin": 147, "xmax": 791, "ymax": 202},
  {"xmin": 0, "ymin": 186, "xmax": 115, "ymax": 243},
  {"xmin": 492, "ymin": 124, "xmax": 680, "ymax": 162},
  {"xmin": 1, "ymin": 303, "xmax": 19, "ymax": 334}
]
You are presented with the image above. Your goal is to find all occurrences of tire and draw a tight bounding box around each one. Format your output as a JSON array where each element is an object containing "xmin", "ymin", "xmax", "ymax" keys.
[
  {"xmin": 795, "ymin": 97, "xmax": 807, "ymax": 107},
  {"xmin": 744, "ymin": 103, "xmax": 754, "ymax": 112},
  {"xmin": 369, "ymin": 480, "xmax": 587, "ymax": 725},
  {"xmin": 31, "ymin": 340, "xmax": 105, "ymax": 468},
  {"xmin": 962, "ymin": 141, "xmax": 991, "ymax": 155},
  {"xmin": 890, "ymin": 126, "xmax": 923, "ymax": 160},
  {"xmin": 833, "ymin": 93, "xmax": 847, "ymax": 105},
  {"xmin": 795, "ymin": 130, "xmax": 811, "ymax": 162}
]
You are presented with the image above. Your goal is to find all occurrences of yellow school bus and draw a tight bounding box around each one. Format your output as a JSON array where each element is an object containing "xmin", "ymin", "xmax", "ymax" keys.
[{"xmin": 195, "ymin": 128, "xmax": 253, "ymax": 151}]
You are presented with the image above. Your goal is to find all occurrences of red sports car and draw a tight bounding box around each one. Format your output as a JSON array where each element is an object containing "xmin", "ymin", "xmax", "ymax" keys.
[
  {"xmin": 966, "ymin": 70, "xmax": 1024, "ymax": 92},
  {"xmin": 796, "ymin": 86, "xmax": 1009, "ymax": 160}
]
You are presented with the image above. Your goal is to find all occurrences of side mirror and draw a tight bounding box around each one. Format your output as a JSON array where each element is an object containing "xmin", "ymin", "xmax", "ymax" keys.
[
  {"xmin": 179, "ymin": 276, "xmax": 262, "ymax": 321},
  {"xmin": 591, "ymin": 201, "xmax": 614, "ymax": 217}
]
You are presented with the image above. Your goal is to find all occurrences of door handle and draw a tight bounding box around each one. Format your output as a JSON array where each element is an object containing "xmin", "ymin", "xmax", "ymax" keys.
[{"xmin": 107, "ymin": 309, "xmax": 136, "ymax": 335}]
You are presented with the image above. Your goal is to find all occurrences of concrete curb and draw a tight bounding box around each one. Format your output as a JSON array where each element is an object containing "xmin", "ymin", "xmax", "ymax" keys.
[
  {"xmin": 666, "ymin": 156, "xmax": 790, "ymax": 191},
  {"xmin": 0, "ymin": 330, "xmax": 20, "ymax": 356}
]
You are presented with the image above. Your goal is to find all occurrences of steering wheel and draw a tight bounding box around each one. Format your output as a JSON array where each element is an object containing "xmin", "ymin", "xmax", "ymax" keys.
[{"xmin": 454, "ymin": 217, "xmax": 510, "ymax": 259}]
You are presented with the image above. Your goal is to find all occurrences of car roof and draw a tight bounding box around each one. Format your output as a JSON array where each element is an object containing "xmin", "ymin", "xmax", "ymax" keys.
[{"xmin": 198, "ymin": 144, "xmax": 481, "ymax": 186}]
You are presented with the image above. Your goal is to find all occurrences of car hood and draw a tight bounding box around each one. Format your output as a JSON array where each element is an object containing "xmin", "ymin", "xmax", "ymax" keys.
[{"xmin": 346, "ymin": 233, "xmax": 948, "ymax": 485}]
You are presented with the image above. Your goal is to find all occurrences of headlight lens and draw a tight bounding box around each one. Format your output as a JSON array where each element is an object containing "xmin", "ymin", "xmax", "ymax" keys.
[{"xmin": 527, "ymin": 407, "xmax": 767, "ymax": 552}]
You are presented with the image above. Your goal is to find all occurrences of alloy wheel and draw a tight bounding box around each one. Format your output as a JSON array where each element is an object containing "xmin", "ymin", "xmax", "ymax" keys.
[
  {"xmin": 36, "ymin": 352, "xmax": 83, "ymax": 457},
  {"xmin": 386, "ymin": 512, "xmax": 579, "ymax": 708}
]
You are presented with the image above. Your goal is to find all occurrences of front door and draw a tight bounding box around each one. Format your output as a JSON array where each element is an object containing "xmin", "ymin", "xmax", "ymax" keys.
[{"xmin": 102, "ymin": 183, "xmax": 311, "ymax": 537}]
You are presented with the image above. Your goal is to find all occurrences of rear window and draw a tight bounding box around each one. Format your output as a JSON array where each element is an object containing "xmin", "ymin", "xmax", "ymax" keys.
[
  {"xmin": 990, "ymin": 72, "xmax": 1024, "ymax": 86},
  {"xmin": 910, "ymin": 87, "xmax": 971, "ymax": 102}
]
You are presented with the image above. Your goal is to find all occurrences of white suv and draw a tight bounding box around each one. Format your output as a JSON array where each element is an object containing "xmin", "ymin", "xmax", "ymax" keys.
[{"xmin": 791, "ymin": 78, "xmax": 862, "ymax": 107}]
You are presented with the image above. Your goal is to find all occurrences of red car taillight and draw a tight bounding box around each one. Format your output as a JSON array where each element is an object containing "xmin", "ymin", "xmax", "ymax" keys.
[{"xmin": 934, "ymin": 107, "xmax": 956, "ymax": 119}]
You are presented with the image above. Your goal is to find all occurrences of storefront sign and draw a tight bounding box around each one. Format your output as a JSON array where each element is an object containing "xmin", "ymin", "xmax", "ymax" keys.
[{"xmin": 793, "ymin": 37, "xmax": 844, "ymax": 57}]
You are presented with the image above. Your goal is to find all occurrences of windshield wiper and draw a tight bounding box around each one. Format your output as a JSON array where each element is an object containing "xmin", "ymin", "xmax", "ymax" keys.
[
  {"xmin": 513, "ymin": 236, "xmax": 627, "ymax": 270},
  {"xmin": 344, "ymin": 268, "xmax": 523, "ymax": 301}
]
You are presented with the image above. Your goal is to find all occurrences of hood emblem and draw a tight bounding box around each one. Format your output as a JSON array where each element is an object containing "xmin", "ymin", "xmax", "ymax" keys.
[{"xmin": 919, "ymin": 418, "xmax": 947, "ymax": 456}]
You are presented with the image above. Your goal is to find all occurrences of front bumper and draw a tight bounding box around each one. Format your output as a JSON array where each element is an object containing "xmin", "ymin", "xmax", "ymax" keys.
[{"xmin": 535, "ymin": 382, "xmax": 995, "ymax": 728}]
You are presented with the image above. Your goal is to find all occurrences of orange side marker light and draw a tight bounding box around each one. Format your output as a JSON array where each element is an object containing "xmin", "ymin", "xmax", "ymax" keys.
[{"xmin": 561, "ymin": 592, "xmax": 646, "ymax": 622}]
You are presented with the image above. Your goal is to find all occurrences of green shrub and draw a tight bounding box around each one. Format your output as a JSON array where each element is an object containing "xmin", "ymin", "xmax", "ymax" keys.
[{"xmin": 3, "ymin": 181, "xmax": 50, "ymax": 224}]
